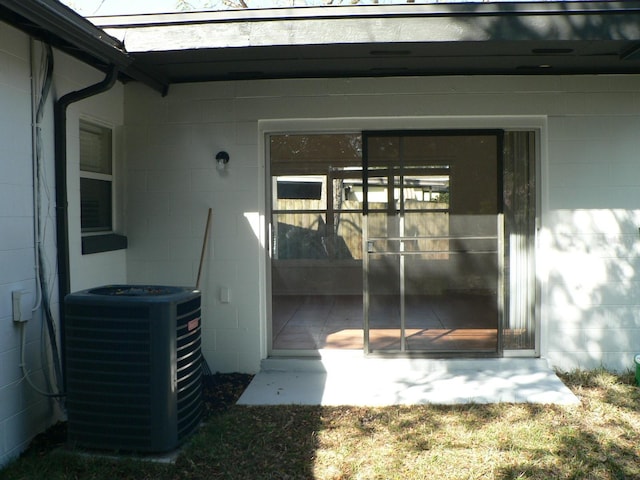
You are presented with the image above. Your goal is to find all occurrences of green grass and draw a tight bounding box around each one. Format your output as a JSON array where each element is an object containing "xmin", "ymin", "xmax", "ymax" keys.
[{"xmin": 2, "ymin": 369, "xmax": 640, "ymax": 480}]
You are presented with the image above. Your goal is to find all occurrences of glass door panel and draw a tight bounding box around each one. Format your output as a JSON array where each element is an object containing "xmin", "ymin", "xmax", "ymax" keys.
[
  {"xmin": 503, "ymin": 131, "xmax": 537, "ymax": 351},
  {"xmin": 270, "ymin": 134, "xmax": 363, "ymax": 352},
  {"xmin": 363, "ymin": 131, "xmax": 502, "ymax": 355}
]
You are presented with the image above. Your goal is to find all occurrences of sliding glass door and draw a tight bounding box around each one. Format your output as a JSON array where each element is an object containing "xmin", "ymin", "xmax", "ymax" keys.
[{"xmin": 268, "ymin": 129, "xmax": 537, "ymax": 356}]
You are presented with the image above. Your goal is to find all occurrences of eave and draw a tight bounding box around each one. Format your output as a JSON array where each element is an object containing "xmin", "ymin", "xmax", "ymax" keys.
[{"xmin": 0, "ymin": 0, "xmax": 169, "ymax": 94}]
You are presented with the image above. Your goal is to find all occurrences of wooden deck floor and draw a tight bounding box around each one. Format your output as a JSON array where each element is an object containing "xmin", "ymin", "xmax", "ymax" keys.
[{"xmin": 272, "ymin": 294, "xmax": 498, "ymax": 352}]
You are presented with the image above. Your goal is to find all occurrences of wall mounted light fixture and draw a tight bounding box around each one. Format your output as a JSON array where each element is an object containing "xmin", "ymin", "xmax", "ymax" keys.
[{"xmin": 215, "ymin": 151, "xmax": 230, "ymax": 172}]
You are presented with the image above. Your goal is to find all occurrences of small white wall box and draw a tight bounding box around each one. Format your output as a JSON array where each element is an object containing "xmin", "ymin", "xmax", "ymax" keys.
[
  {"xmin": 220, "ymin": 287, "xmax": 231, "ymax": 303},
  {"xmin": 12, "ymin": 290, "xmax": 32, "ymax": 323}
]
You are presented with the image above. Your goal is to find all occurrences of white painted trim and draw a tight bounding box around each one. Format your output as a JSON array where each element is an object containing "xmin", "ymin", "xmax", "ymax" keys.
[
  {"xmin": 256, "ymin": 126, "xmax": 269, "ymax": 360},
  {"xmin": 503, "ymin": 350, "xmax": 537, "ymax": 358},
  {"xmin": 536, "ymin": 118, "xmax": 550, "ymax": 361},
  {"xmin": 260, "ymin": 115, "xmax": 547, "ymax": 135}
]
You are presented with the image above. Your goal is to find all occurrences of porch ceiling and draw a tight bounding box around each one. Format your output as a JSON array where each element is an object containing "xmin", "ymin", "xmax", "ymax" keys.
[
  {"xmin": 93, "ymin": 1, "xmax": 640, "ymax": 84},
  {"xmin": 115, "ymin": 39, "xmax": 640, "ymax": 83}
]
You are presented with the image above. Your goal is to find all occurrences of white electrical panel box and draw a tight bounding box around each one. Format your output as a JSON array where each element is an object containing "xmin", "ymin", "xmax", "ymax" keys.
[{"xmin": 12, "ymin": 290, "xmax": 32, "ymax": 323}]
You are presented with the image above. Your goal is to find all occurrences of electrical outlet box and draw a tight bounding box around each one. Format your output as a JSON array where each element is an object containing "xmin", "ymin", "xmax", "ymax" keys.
[
  {"xmin": 12, "ymin": 290, "xmax": 32, "ymax": 323},
  {"xmin": 220, "ymin": 287, "xmax": 231, "ymax": 304}
]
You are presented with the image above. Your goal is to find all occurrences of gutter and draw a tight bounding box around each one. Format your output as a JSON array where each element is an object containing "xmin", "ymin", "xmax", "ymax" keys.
[
  {"xmin": 0, "ymin": 0, "xmax": 126, "ymax": 59},
  {"xmin": 54, "ymin": 65, "xmax": 119, "ymax": 386}
]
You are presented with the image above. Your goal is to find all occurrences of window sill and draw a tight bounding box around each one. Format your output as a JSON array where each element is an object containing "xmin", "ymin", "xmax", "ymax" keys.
[{"xmin": 82, "ymin": 234, "xmax": 128, "ymax": 255}]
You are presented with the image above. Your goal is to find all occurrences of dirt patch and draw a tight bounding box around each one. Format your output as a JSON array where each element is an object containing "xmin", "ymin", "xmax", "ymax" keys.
[{"xmin": 202, "ymin": 372, "xmax": 254, "ymax": 418}]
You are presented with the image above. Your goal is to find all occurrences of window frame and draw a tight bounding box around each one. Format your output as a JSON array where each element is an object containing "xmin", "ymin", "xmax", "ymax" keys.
[{"xmin": 78, "ymin": 117, "xmax": 127, "ymax": 254}]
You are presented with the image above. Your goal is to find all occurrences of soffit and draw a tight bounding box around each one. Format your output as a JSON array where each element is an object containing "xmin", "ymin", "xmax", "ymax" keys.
[{"xmin": 92, "ymin": 1, "xmax": 640, "ymax": 84}]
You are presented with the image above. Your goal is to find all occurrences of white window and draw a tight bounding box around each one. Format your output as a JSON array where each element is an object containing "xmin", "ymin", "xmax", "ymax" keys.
[{"xmin": 79, "ymin": 119, "xmax": 113, "ymax": 233}]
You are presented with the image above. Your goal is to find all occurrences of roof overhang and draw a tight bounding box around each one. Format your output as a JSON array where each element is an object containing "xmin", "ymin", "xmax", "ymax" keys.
[
  {"xmin": 0, "ymin": 0, "xmax": 169, "ymax": 94},
  {"xmin": 1, "ymin": 1, "xmax": 639, "ymax": 92},
  {"xmin": 92, "ymin": 1, "xmax": 640, "ymax": 83}
]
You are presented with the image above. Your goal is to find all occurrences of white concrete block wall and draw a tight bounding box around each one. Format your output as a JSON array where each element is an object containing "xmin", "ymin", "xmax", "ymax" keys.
[
  {"xmin": 0, "ymin": 21, "xmax": 128, "ymax": 467},
  {"xmin": 0, "ymin": 23, "xmax": 59, "ymax": 467},
  {"xmin": 544, "ymin": 115, "xmax": 640, "ymax": 372},
  {"xmin": 124, "ymin": 74, "xmax": 640, "ymax": 374}
]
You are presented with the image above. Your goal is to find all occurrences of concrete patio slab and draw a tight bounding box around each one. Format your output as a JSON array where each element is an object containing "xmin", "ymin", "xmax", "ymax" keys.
[{"xmin": 238, "ymin": 353, "xmax": 580, "ymax": 406}]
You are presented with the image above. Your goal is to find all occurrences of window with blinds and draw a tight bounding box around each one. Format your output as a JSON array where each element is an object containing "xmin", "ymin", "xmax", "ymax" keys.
[{"xmin": 79, "ymin": 120, "xmax": 113, "ymax": 233}]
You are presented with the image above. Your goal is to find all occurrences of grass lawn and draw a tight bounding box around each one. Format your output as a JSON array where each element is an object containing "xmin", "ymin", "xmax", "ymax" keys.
[{"xmin": 2, "ymin": 369, "xmax": 640, "ymax": 480}]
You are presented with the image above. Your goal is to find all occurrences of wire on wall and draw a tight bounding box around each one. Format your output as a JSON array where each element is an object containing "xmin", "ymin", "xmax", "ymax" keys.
[{"xmin": 25, "ymin": 39, "xmax": 65, "ymax": 400}]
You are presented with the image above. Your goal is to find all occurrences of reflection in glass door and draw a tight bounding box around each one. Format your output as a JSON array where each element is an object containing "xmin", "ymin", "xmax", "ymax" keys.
[{"xmin": 363, "ymin": 132, "xmax": 503, "ymax": 355}]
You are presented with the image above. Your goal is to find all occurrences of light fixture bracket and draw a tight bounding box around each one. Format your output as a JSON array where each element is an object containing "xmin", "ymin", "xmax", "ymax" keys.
[
  {"xmin": 215, "ymin": 151, "xmax": 230, "ymax": 171},
  {"xmin": 215, "ymin": 151, "xmax": 230, "ymax": 164}
]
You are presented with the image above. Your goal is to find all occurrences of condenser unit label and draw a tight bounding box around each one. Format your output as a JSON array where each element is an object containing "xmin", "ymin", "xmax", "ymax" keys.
[{"xmin": 188, "ymin": 318, "xmax": 200, "ymax": 331}]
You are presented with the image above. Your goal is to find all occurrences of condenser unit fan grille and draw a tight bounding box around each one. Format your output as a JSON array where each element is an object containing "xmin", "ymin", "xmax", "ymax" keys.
[{"xmin": 65, "ymin": 285, "xmax": 202, "ymax": 452}]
